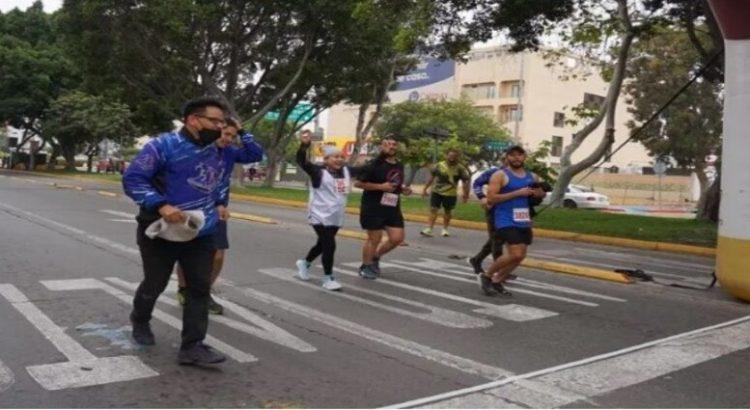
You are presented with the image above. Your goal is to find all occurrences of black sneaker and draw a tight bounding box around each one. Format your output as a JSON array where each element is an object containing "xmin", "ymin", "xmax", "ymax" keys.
[
  {"xmin": 477, "ymin": 274, "xmax": 496, "ymax": 296},
  {"xmin": 491, "ymin": 281, "xmax": 513, "ymax": 296},
  {"xmin": 130, "ymin": 314, "xmax": 155, "ymax": 346},
  {"xmin": 208, "ymin": 296, "xmax": 224, "ymax": 315},
  {"xmin": 467, "ymin": 257, "xmax": 484, "ymax": 274},
  {"xmin": 178, "ymin": 343, "xmax": 226, "ymax": 365},
  {"xmin": 372, "ymin": 257, "xmax": 381, "ymax": 276},
  {"xmin": 177, "ymin": 287, "xmax": 188, "ymax": 306}
]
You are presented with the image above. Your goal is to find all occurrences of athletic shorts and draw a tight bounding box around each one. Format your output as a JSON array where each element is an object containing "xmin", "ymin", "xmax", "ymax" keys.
[
  {"xmin": 360, "ymin": 209, "xmax": 405, "ymax": 231},
  {"xmin": 494, "ymin": 227, "xmax": 533, "ymax": 245},
  {"xmin": 430, "ymin": 192, "xmax": 458, "ymax": 211},
  {"xmin": 213, "ymin": 220, "xmax": 229, "ymax": 250}
]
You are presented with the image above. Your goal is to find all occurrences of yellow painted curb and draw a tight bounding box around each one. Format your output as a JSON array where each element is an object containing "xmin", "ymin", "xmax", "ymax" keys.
[
  {"xmin": 522, "ymin": 257, "xmax": 634, "ymax": 284},
  {"xmin": 74, "ymin": 186, "xmax": 84, "ymax": 191},
  {"xmin": 97, "ymin": 191, "xmax": 118, "ymax": 197},
  {"xmin": 231, "ymin": 212, "xmax": 277, "ymax": 225}
]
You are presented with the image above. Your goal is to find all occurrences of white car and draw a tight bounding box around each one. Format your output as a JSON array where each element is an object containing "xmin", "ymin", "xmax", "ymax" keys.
[{"xmin": 543, "ymin": 184, "xmax": 610, "ymax": 209}]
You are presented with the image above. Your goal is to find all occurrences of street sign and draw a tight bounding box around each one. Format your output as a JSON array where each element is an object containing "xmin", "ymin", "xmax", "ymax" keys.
[
  {"xmin": 264, "ymin": 103, "xmax": 315, "ymax": 123},
  {"xmin": 485, "ymin": 140, "xmax": 513, "ymax": 152}
]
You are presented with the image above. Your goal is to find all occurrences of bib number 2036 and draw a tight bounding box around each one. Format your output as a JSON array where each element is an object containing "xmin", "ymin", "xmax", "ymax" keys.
[{"xmin": 513, "ymin": 207, "xmax": 531, "ymax": 223}]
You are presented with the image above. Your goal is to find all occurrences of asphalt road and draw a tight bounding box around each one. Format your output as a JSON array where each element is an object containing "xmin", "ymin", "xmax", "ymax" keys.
[{"xmin": 0, "ymin": 171, "xmax": 748, "ymax": 408}]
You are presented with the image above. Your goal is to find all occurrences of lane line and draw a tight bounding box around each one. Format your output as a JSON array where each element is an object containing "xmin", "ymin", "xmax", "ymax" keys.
[
  {"xmin": 106, "ymin": 278, "xmax": 317, "ymax": 353},
  {"xmin": 0, "ymin": 283, "xmax": 158, "ymax": 391},
  {"xmin": 412, "ymin": 258, "xmax": 627, "ymax": 302},
  {"xmin": 384, "ymin": 314, "xmax": 750, "ymax": 408},
  {"xmin": 0, "ymin": 359, "xmax": 13, "ymax": 393},
  {"xmin": 100, "ymin": 209, "xmax": 134, "ymax": 218},
  {"xmin": 222, "ymin": 279, "xmax": 511, "ymax": 380},
  {"xmin": 258, "ymin": 268, "xmax": 492, "ymax": 329},
  {"xmin": 343, "ymin": 262, "xmax": 598, "ymax": 307},
  {"xmin": 332, "ymin": 267, "xmax": 557, "ymax": 322},
  {"xmin": 41, "ymin": 278, "xmax": 256, "ymax": 363}
]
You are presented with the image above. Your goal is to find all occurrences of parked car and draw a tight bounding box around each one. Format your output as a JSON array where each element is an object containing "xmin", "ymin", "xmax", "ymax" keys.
[{"xmin": 543, "ymin": 184, "xmax": 610, "ymax": 209}]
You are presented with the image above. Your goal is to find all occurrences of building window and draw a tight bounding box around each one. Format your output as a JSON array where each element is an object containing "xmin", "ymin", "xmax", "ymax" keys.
[
  {"xmin": 500, "ymin": 105, "xmax": 522, "ymax": 123},
  {"xmin": 462, "ymin": 83, "xmax": 496, "ymax": 100},
  {"xmin": 475, "ymin": 106, "xmax": 494, "ymax": 117},
  {"xmin": 553, "ymin": 112, "xmax": 565, "ymax": 127},
  {"xmin": 583, "ymin": 92, "xmax": 605, "ymax": 109},
  {"xmin": 500, "ymin": 80, "xmax": 523, "ymax": 98},
  {"xmin": 551, "ymin": 136, "xmax": 563, "ymax": 157}
]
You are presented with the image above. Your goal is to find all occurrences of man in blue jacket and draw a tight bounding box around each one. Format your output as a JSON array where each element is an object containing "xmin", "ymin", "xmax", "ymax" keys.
[{"xmin": 123, "ymin": 97, "xmax": 231, "ymax": 365}]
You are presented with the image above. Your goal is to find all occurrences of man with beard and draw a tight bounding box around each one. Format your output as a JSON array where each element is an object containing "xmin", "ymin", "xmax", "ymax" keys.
[
  {"xmin": 123, "ymin": 97, "xmax": 229, "ymax": 365},
  {"xmin": 355, "ymin": 135, "xmax": 413, "ymax": 279},
  {"xmin": 420, "ymin": 148, "xmax": 471, "ymax": 237},
  {"xmin": 478, "ymin": 145, "xmax": 546, "ymax": 296}
]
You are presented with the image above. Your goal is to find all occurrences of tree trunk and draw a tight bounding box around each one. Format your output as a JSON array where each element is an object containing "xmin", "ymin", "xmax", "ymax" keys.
[
  {"xmin": 263, "ymin": 148, "xmax": 282, "ymax": 188},
  {"xmin": 47, "ymin": 145, "xmax": 60, "ymax": 171},
  {"xmin": 348, "ymin": 62, "xmax": 397, "ymax": 165},
  {"xmin": 62, "ymin": 145, "xmax": 76, "ymax": 171},
  {"xmin": 549, "ymin": 0, "xmax": 634, "ymax": 207},
  {"xmin": 697, "ymin": 172, "xmax": 720, "ymax": 222},
  {"xmin": 405, "ymin": 165, "xmax": 420, "ymax": 186}
]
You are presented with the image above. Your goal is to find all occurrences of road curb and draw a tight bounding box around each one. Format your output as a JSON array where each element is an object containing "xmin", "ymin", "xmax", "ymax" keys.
[{"xmin": 521, "ymin": 257, "xmax": 634, "ymax": 284}]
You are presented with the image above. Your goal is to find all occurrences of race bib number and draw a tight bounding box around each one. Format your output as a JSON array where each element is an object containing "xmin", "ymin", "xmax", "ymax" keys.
[
  {"xmin": 335, "ymin": 178, "xmax": 348, "ymax": 194},
  {"xmin": 380, "ymin": 192, "xmax": 399, "ymax": 207},
  {"xmin": 513, "ymin": 208, "xmax": 531, "ymax": 223}
]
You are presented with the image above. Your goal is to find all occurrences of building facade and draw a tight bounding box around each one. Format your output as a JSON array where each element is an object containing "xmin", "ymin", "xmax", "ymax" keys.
[{"xmin": 326, "ymin": 46, "xmax": 651, "ymax": 170}]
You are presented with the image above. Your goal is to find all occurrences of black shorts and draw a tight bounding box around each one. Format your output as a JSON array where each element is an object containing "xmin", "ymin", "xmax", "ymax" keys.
[
  {"xmin": 213, "ymin": 220, "xmax": 229, "ymax": 250},
  {"xmin": 495, "ymin": 227, "xmax": 533, "ymax": 245},
  {"xmin": 430, "ymin": 192, "xmax": 458, "ymax": 211},
  {"xmin": 360, "ymin": 209, "xmax": 405, "ymax": 230}
]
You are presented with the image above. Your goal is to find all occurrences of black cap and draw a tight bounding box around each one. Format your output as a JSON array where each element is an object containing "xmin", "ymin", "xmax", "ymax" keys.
[{"xmin": 505, "ymin": 144, "xmax": 526, "ymax": 155}]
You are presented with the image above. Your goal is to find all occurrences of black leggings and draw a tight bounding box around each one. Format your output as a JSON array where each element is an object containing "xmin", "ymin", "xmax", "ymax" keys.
[{"xmin": 305, "ymin": 225, "xmax": 340, "ymax": 275}]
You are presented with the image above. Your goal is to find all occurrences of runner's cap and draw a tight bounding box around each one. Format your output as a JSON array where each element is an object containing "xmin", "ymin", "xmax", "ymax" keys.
[{"xmin": 505, "ymin": 145, "xmax": 526, "ymax": 155}]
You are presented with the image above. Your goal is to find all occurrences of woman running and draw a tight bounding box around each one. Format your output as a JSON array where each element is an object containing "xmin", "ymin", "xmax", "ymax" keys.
[{"xmin": 294, "ymin": 130, "xmax": 354, "ymax": 291}]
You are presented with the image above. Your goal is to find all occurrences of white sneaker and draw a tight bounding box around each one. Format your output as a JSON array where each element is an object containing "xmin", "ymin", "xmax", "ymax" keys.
[
  {"xmin": 321, "ymin": 276, "xmax": 342, "ymax": 291},
  {"xmin": 295, "ymin": 259, "xmax": 311, "ymax": 281},
  {"xmin": 441, "ymin": 229, "xmax": 451, "ymax": 237}
]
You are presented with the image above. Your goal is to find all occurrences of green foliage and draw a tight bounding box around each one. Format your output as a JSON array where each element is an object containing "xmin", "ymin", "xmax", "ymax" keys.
[
  {"xmin": 374, "ymin": 98, "xmax": 510, "ymax": 167},
  {"xmin": 525, "ymin": 140, "xmax": 558, "ymax": 184}
]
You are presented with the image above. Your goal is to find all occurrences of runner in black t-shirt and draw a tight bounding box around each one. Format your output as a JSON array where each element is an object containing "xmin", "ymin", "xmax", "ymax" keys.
[{"xmin": 354, "ymin": 135, "xmax": 413, "ymax": 279}]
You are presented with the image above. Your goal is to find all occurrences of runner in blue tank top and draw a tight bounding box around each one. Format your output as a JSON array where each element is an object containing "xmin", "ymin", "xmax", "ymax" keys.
[{"xmin": 477, "ymin": 145, "xmax": 546, "ymax": 296}]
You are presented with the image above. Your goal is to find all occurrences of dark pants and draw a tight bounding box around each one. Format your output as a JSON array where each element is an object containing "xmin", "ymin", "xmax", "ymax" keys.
[
  {"xmin": 132, "ymin": 223, "xmax": 215, "ymax": 349},
  {"xmin": 306, "ymin": 225, "xmax": 340, "ymax": 275},
  {"xmin": 473, "ymin": 209, "xmax": 503, "ymax": 262}
]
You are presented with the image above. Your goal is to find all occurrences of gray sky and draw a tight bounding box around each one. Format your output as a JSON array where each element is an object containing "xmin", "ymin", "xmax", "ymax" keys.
[{"xmin": 0, "ymin": 0, "xmax": 61, "ymax": 13}]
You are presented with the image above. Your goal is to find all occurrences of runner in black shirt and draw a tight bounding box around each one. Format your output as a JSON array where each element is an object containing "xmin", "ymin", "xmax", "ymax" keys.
[{"xmin": 354, "ymin": 135, "xmax": 413, "ymax": 279}]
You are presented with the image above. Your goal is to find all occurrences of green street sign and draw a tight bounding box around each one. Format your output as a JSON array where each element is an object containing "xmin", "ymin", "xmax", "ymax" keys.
[
  {"xmin": 264, "ymin": 103, "xmax": 315, "ymax": 123},
  {"xmin": 485, "ymin": 140, "xmax": 512, "ymax": 152}
]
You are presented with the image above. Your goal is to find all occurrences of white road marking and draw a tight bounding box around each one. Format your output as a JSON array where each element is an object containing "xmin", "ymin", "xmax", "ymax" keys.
[
  {"xmin": 0, "ymin": 283, "xmax": 157, "ymax": 391},
  {"xmin": 41, "ymin": 278, "xmax": 255, "ymax": 363},
  {"xmin": 108, "ymin": 219, "xmax": 137, "ymax": 223},
  {"xmin": 346, "ymin": 261, "xmax": 598, "ymax": 307},
  {"xmin": 106, "ymin": 278, "xmax": 317, "ymax": 353},
  {"xmin": 222, "ymin": 279, "xmax": 511, "ymax": 380},
  {"xmin": 0, "ymin": 359, "xmax": 14, "ymax": 393},
  {"xmin": 258, "ymin": 268, "xmax": 492, "ymax": 329},
  {"xmin": 385, "ymin": 314, "xmax": 750, "ymax": 409},
  {"xmin": 333, "ymin": 267, "xmax": 557, "ymax": 322},
  {"xmin": 412, "ymin": 258, "xmax": 627, "ymax": 302},
  {"xmin": 100, "ymin": 209, "xmax": 135, "ymax": 218}
]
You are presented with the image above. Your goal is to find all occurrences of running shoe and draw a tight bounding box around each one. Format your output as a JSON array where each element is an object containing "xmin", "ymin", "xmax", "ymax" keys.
[
  {"xmin": 130, "ymin": 313, "xmax": 155, "ymax": 346},
  {"xmin": 467, "ymin": 256, "xmax": 484, "ymax": 274},
  {"xmin": 321, "ymin": 276, "xmax": 343, "ymax": 291},
  {"xmin": 441, "ymin": 229, "xmax": 450, "ymax": 237},
  {"xmin": 208, "ymin": 296, "xmax": 224, "ymax": 315},
  {"xmin": 372, "ymin": 257, "xmax": 381, "ymax": 276},
  {"xmin": 477, "ymin": 274, "xmax": 496, "ymax": 296},
  {"xmin": 420, "ymin": 228, "xmax": 433, "ymax": 237},
  {"xmin": 491, "ymin": 281, "xmax": 513, "ymax": 296},
  {"xmin": 176, "ymin": 287, "xmax": 188, "ymax": 306},
  {"xmin": 178, "ymin": 343, "xmax": 226, "ymax": 365},
  {"xmin": 295, "ymin": 259, "xmax": 311, "ymax": 281},
  {"xmin": 359, "ymin": 264, "xmax": 378, "ymax": 280}
]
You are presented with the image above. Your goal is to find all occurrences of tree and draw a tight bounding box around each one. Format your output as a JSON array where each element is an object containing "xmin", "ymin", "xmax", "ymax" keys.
[
  {"xmin": 42, "ymin": 92, "xmax": 139, "ymax": 171},
  {"xmin": 374, "ymin": 98, "xmax": 511, "ymax": 182},
  {"xmin": 625, "ymin": 26, "xmax": 722, "ymax": 210}
]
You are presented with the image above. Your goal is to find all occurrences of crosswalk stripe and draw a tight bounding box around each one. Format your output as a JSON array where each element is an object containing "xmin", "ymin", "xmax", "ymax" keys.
[
  {"xmin": 0, "ymin": 359, "xmax": 13, "ymax": 393},
  {"xmin": 344, "ymin": 262, "xmax": 598, "ymax": 307},
  {"xmin": 41, "ymin": 278, "xmax": 256, "ymax": 363},
  {"xmin": 221, "ymin": 279, "xmax": 511, "ymax": 380},
  {"xmin": 106, "ymin": 278, "xmax": 317, "ymax": 353},
  {"xmin": 257, "ymin": 268, "xmax": 492, "ymax": 329},
  {"xmin": 332, "ymin": 267, "xmax": 557, "ymax": 322},
  {"xmin": 411, "ymin": 258, "xmax": 627, "ymax": 302}
]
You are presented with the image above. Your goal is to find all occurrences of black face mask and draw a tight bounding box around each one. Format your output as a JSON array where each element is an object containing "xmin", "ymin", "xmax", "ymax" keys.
[{"xmin": 197, "ymin": 128, "xmax": 222, "ymax": 146}]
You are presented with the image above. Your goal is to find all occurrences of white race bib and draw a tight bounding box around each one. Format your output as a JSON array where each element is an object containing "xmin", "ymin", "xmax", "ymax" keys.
[
  {"xmin": 335, "ymin": 178, "xmax": 348, "ymax": 194},
  {"xmin": 380, "ymin": 192, "xmax": 399, "ymax": 207},
  {"xmin": 513, "ymin": 208, "xmax": 531, "ymax": 223}
]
